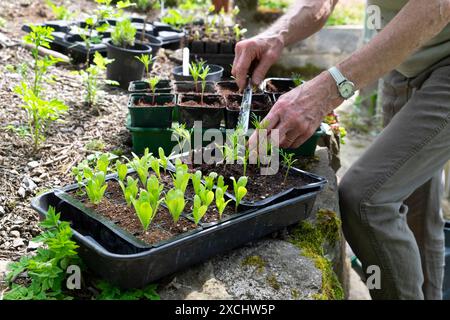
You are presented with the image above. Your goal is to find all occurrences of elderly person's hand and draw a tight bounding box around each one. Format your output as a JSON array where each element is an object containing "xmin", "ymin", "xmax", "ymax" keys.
[
  {"xmin": 231, "ymin": 35, "xmax": 284, "ymax": 89},
  {"xmin": 249, "ymin": 72, "xmax": 344, "ymax": 149}
]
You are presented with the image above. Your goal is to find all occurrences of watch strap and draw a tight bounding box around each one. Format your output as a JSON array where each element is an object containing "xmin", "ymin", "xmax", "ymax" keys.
[{"xmin": 328, "ymin": 66, "xmax": 346, "ymax": 85}]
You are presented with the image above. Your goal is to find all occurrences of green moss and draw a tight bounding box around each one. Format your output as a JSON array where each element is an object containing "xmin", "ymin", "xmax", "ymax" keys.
[
  {"xmin": 241, "ymin": 255, "xmax": 266, "ymax": 273},
  {"xmin": 290, "ymin": 210, "xmax": 344, "ymax": 300},
  {"xmin": 266, "ymin": 274, "xmax": 281, "ymax": 291},
  {"xmin": 291, "ymin": 289, "xmax": 300, "ymax": 299}
]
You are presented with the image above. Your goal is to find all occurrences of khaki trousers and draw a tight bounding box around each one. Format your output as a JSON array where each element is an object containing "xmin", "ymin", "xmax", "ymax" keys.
[{"xmin": 340, "ymin": 57, "xmax": 450, "ymax": 299}]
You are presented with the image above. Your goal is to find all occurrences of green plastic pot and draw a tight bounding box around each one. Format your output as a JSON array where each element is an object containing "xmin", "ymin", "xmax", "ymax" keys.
[
  {"xmin": 126, "ymin": 123, "xmax": 177, "ymax": 156},
  {"xmin": 284, "ymin": 125, "xmax": 325, "ymax": 157},
  {"xmin": 128, "ymin": 80, "xmax": 172, "ymax": 93},
  {"xmin": 128, "ymin": 93, "xmax": 175, "ymax": 128}
]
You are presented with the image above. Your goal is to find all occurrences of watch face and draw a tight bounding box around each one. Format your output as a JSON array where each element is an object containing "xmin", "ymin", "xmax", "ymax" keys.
[{"xmin": 339, "ymin": 82, "xmax": 355, "ymax": 99}]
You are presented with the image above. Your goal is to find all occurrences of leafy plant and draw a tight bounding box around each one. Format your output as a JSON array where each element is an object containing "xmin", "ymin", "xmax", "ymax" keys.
[
  {"xmin": 78, "ymin": 51, "xmax": 116, "ymax": 109},
  {"xmin": 251, "ymin": 114, "xmax": 270, "ymax": 168},
  {"xmin": 191, "ymin": 170, "xmax": 203, "ymax": 195},
  {"xmin": 161, "ymin": 8, "xmax": 194, "ymax": 28},
  {"xmin": 292, "ymin": 73, "xmax": 304, "ymax": 87},
  {"xmin": 129, "ymin": 148, "xmax": 152, "ymax": 186},
  {"xmin": 171, "ymin": 161, "xmax": 191, "ymax": 193},
  {"xmin": 115, "ymin": 160, "xmax": 128, "ymax": 182},
  {"xmin": 46, "ymin": 0, "xmax": 74, "ymax": 20},
  {"xmin": 147, "ymin": 76, "xmax": 160, "ymax": 105},
  {"xmin": 280, "ymin": 150, "xmax": 298, "ymax": 184},
  {"xmin": 215, "ymin": 188, "xmax": 231, "ymax": 219},
  {"xmin": 198, "ymin": 64, "xmax": 210, "ymax": 105},
  {"xmin": 85, "ymin": 171, "xmax": 108, "ymax": 205},
  {"xmin": 3, "ymin": 207, "xmax": 80, "ymax": 300},
  {"xmin": 23, "ymin": 25, "xmax": 61, "ymax": 97},
  {"xmin": 135, "ymin": 53, "xmax": 153, "ymax": 79},
  {"xmin": 165, "ymin": 188, "xmax": 186, "ymax": 223},
  {"xmin": 171, "ymin": 124, "xmax": 192, "ymax": 159},
  {"xmin": 131, "ymin": 190, "xmax": 157, "ymax": 231},
  {"xmin": 233, "ymin": 24, "xmax": 247, "ymax": 41},
  {"xmin": 96, "ymin": 280, "xmax": 159, "ymax": 300},
  {"xmin": 14, "ymin": 82, "xmax": 68, "ymax": 152},
  {"xmin": 192, "ymin": 195, "xmax": 207, "ymax": 225},
  {"xmin": 231, "ymin": 176, "xmax": 248, "ymax": 212},
  {"xmin": 146, "ymin": 175, "xmax": 164, "ymax": 212},
  {"xmin": 158, "ymin": 147, "xmax": 170, "ymax": 173},
  {"xmin": 119, "ymin": 176, "xmax": 139, "ymax": 206},
  {"xmin": 111, "ymin": 18, "xmax": 137, "ymax": 48},
  {"xmin": 189, "ymin": 60, "xmax": 206, "ymax": 93},
  {"xmin": 216, "ymin": 175, "xmax": 228, "ymax": 193},
  {"xmin": 149, "ymin": 156, "xmax": 161, "ymax": 180},
  {"xmin": 204, "ymin": 172, "xmax": 217, "ymax": 191}
]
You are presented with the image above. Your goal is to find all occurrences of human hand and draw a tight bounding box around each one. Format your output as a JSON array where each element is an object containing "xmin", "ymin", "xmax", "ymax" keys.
[
  {"xmin": 249, "ymin": 71, "xmax": 344, "ymax": 149},
  {"xmin": 231, "ymin": 35, "xmax": 285, "ymax": 90}
]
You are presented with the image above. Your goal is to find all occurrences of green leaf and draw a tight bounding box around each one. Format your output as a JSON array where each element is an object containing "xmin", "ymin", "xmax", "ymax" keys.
[{"xmin": 165, "ymin": 188, "xmax": 185, "ymax": 223}]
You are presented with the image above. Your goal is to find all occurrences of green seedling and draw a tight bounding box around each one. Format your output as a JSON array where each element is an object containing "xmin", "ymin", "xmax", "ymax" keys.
[
  {"xmin": 233, "ymin": 24, "xmax": 247, "ymax": 41},
  {"xmin": 78, "ymin": 51, "xmax": 116, "ymax": 109},
  {"xmin": 231, "ymin": 176, "xmax": 248, "ymax": 212},
  {"xmin": 192, "ymin": 195, "xmax": 208, "ymax": 225},
  {"xmin": 292, "ymin": 73, "xmax": 304, "ymax": 87},
  {"xmin": 111, "ymin": 18, "xmax": 136, "ymax": 48},
  {"xmin": 204, "ymin": 172, "xmax": 217, "ymax": 191},
  {"xmin": 197, "ymin": 185, "xmax": 214, "ymax": 208},
  {"xmin": 189, "ymin": 60, "xmax": 207, "ymax": 93},
  {"xmin": 135, "ymin": 54, "xmax": 153, "ymax": 78},
  {"xmin": 251, "ymin": 114, "xmax": 271, "ymax": 168},
  {"xmin": 147, "ymin": 76, "xmax": 160, "ymax": 105},
  {"xmin": 85, "ymin": 170, "xmax": 108, "ymax": 205},
  {"xmin": 216, "ymin": 175, "xmax": 228, "ymax": 193},
  {"xmin": 171, "ymin": 163, "xmax": 191, "ymax": 193},
  {"xmin": 129, "ymin": 148, "xmax": 152, "ymax": 186},
  {"xmin": 95, "ymin": 153, "xmax": 110, "ymax": 174},
  {"xmin": 149, "ymin": 156, "xmax": 161, "ymax": 180},
  {"xmin": 46, "ymin": 0, "xmax": 74, "ymax": 20},
  {"xmin": 119, "ymin": 176, "xmax": 139, "ymax": 207},
  {"xmin": 14, "ymin": 83, "xmax": 68, "ymax": 153},
  {"xmin": 158, "ymin": 147, "xmax": 170, "ymax": 173},
  {"xmin": 198, "ymin": 64, "xmax": 211, "ymax": 105},
  {"xmin": 146, "ymin": 175, "xmax": 164, "ymax": 213},
  {"xmin": 171, "ymin": 124, "xmax": 192, "ymax": 161},
  {"xmin": 165, "ymin": 188, "xmax": 186, "ymax": 223},
  {"xmin": 191, "ymin": 170, "xmax": 203, "ymax": 195},
  {"xmin": 280, "ymin": 150, "xmax": 298, "ymax": 184},
  {"xmin": 115, "ymin": 160, "xmax": 128, "ymax": 182},
  {"xmin": 132, "ymin": 190, "xmax": 157, "ymax": 231},
  {"xmin": 215, "ymin": 188, "xmax": 232, "ymax": 219}
]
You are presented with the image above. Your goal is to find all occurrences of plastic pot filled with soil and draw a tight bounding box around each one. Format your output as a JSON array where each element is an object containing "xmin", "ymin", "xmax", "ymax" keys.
[
  {"xmin": 106, "ymin": 40, "xmax": 152, "ymax": 89},
  {"xmin": 216, "ymin": 81, "xmax": 263, "ymax": 97},
  {"xmin": 172, "ymin": 64, "xmax": 224, "ymax": 82},
  {"xmin": 128, "ymin": 79, "xmax": 172, "ymax": 93},
  {"xmin": 225, "ymin": 94, "xmax": 273, "ymax": 129},
  {"xmin": 174, "ymin": 81, "xmax": 216, "ymax": 95},
  {"xmin": 178, "ymin": 94, "xmax": 225, "ymax": 129},
  {"xmin": 263, "ymin": 77, "xmax": 304, "ymax": 102},
  {"xmin": 128, "ymin": 93, "xmax": 175, "ymax": 128},
  {"xmin": 31, "ymin": 151, "xmax": 326, "ymax": 288}
]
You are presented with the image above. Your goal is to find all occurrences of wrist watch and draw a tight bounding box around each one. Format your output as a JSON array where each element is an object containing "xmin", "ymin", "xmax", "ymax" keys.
[{"xmin": 328, "ymin": 66, "xmax": 355, "ymax": 99}]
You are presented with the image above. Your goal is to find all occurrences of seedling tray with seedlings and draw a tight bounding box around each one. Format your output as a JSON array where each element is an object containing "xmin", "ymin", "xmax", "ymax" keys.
[{"xmin": 31, "ymin": 144, "xmax": 326, "ymax": 288}]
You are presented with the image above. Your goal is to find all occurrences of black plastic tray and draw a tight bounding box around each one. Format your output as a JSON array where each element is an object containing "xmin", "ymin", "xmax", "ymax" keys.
[{"xmin": 31, "ymin": 181, "xmax": 324, "ymax": 289}]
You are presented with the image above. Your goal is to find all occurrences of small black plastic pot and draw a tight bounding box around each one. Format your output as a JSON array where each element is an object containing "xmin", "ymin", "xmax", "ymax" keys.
[
  {"xmin": 128, "ymin": 93, "xmax": 175, "ymax": 128},
  {"xmin": 128, "ymin": 80, "xmax": 172, "ymax": 93},
  {"xmin": 205, "ymin": 40, "xmax": 220, "ymax": 54},
  {"xmin": 224, "ymin": 94, "xmax": 273, "ymax": 129},
  {"xmin": 263, "ymin": 77, "xmax": 303, "ymax": 96},
  {"xmin": 174, "ymin": 81, "xmax": 216, "ymax": 94},
  {"xmin": 189, "ymin": 40, "xmax": 205, "ymax": 54},
  {"xmin": 136, "ymin": 32, "xmax": 162, "ymax": 55},
  {"xmin": 106, "ymin": 40, "xmax": 152, "ymax": 89},
  {"xmin": 220, "ymin": 41, "xmax": 235, "ymax": 54},
  {"xmin": 172, "ymin": 64, "xmax": 224, "ymax": 82},
  {"xmin": 178, "ymin": 94, "xmax": 225, "ymax": 129}
]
